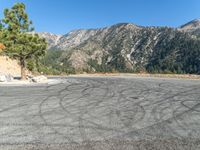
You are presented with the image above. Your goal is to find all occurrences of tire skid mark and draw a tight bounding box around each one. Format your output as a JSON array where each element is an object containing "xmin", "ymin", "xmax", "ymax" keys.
[{"xmin": 0, "ymin": 77, "xmax": 200, "ymax": 148}]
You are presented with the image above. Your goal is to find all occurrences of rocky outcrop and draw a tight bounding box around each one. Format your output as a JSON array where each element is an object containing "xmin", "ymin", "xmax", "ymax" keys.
[
  {"xmin": 36, "ymin": 32, "xmax": 62, "ymax": 49},
  {"xmin": 37, "ymin": 29, "xmax": 101, "ymax": 50}
]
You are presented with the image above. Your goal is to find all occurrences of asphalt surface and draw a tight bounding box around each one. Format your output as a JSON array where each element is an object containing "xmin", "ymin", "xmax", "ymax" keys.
[{"xmin": 0, "ymin": 76, "xmax": 200, "ymax": 150}]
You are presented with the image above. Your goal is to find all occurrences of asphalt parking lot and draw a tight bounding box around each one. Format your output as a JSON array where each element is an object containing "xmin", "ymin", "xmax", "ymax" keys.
[{"xmin": 0, "ymin": 76, "xmax": 200, "ymax": 150}]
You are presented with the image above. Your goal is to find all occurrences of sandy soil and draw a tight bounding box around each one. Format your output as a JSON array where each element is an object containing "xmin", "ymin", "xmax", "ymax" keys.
[{"xmin": 0, "ymin": 56, "xmax": 21, "ymax": 76}]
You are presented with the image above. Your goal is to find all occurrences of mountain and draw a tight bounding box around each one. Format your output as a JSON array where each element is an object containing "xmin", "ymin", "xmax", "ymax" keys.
[
  {"xmin": 179, "ymin": 19, "xmax": 200, "ymax": 36},
  {"xmin": 36, "ymin": 32, "xmax": 62, "ymax": 49},
  {"xmin": 37, "ymin": 29, "xmax": 100, "ymax": 50},
  {"xmin": 39, "ymin": 20, "xmax": 200, "ymax": 50},
  {"xmin": 38, "ymin": 20, "xmax": 200, "ymax": 74}
]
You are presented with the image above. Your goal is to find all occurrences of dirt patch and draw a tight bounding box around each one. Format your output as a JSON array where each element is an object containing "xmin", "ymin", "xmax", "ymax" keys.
[{"xmin": 0, "ymin": 56, "xmax": 21, "ymax": 76}]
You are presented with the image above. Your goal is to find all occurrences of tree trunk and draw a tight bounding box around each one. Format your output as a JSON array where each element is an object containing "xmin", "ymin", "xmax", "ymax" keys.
[{"xmin": 20, "ymin": 58, "xmax": 26, "ymax": 80}]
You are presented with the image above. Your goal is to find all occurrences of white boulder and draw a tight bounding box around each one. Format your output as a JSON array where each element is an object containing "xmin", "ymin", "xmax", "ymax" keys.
[
  {"xmin": 0, "ymin": 74, "xmax": 14, "ymax": 82},
  {"xmin": 0, "ymin": 75, "xmax": 7, "ymax": 82},
  {"xmin": 32, "ymin": 75, "xmax": 48, "ymax": 83}
]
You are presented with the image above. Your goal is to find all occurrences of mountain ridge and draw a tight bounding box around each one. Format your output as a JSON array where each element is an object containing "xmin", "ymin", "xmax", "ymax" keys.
[
  {"xmin": 38, "ymin": 19, "xmax": 200, "ymax": 50},
  {"xmin": 37, "ymin": 23, "xmax": 143, "ymax": 50},
  {"xmin": 179, "ymin": 19, "xmax": 200, "ymax": 36},
  {"xmin": 38, "ymin": 19, "xmax": 200, "ymax": 74}
]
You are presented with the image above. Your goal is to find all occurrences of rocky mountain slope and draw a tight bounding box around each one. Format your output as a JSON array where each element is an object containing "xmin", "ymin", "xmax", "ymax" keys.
[
  {"xmin": 38, "ymin": 19, "xmax": 200, "ymax": 74},
  {"xmin": 35, "ymin": 32, "xmax": 62, "ymax": 49},
  {"xmin": 180, "ymin": 19, "xmax": 200, "ymax": 36},
  {"xmin": 38, "ymin": 29, "xmax": 103, "ymax": 50}
]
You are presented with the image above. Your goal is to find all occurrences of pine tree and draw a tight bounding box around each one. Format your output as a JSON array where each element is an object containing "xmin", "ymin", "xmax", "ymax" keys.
[
  {"xmin": 0, "ymin": 21, "xmax": 5, "ymax": 52},
  {"xmin": 0, "ymin": 21, "xmax": 2, "ymax": 30},
  {"xmin": 1, "ymin": 3, "xmax": 47, "ymax": 79}
]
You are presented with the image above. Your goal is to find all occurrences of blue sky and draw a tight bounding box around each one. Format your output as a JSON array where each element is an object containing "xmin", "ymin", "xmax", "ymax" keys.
[{"xmin": 0, "ymin": 0, "xmax": 200, "ymax": 34}]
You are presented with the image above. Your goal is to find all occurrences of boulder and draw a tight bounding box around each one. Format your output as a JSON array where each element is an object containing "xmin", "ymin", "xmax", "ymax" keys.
[
  {"xmin": 0, "ymin": 74, "xmax": 14, "ymax": 82},
  {"xmin": 0, "ymin": 75, "xmax": 7, "ymax": 82},
  {"xmin": 5, "ymin": 74, "xmax": 14, "ymax": 82},
  {"xmin": 32, "ymin": 75, "xmax": 48, "ymax": 83},
  {"xmin": 26, "ymin": 74, "xmax": 33, "ymax": 82}
]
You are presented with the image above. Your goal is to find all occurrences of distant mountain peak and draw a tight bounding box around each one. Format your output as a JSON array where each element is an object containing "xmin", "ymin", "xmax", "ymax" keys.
[
  {"xmin": 193, "ymin": 18, "xmax": 200, "ymax": 22},
  {"xmin": 180, "ymin": 18, "xmax": 200, "ymax": 31},
  {"xmin": 179, "ymin": 19, "xmax": 200, "ymax": 35},
  {"xmin": 37, "ymin": 32, "xmax": 62, "ymax": 49},
  {"xmin": 109, "ymin": 23, "xmax": 141, "ymax": 29}
]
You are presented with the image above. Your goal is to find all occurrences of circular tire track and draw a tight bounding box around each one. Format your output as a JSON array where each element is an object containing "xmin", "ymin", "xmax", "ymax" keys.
[{"xmin": 0, "ymin": 76, "xmax": 200, "ymax": 149}]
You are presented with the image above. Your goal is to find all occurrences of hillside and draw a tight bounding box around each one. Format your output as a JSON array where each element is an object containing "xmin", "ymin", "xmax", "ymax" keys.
[
  {"xmin": 0, "ymin": 56, "xmax": 21, "ymax": 76},
  {"xmin": 180, "ymin": 19, "xmax": 200, "ymax": 36},
  {"xmin": 38, "ymin": 19, "xmax": 200, "ymax": 74}
]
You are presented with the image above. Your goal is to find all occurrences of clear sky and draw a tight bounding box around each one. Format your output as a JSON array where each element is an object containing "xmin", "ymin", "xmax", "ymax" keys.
[{"xmin": 0, "ymin": 0, "xmax": 200, "ymax": 34}]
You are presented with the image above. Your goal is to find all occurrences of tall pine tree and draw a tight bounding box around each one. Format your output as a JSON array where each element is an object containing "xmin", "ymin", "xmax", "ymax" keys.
[
  {"xmin": 1, "ymin": 3, "xmax": 47, "ymax": 79},
  {"xmin": 0, "ymin": 21, "xmax": 5, "ymax": 52}
]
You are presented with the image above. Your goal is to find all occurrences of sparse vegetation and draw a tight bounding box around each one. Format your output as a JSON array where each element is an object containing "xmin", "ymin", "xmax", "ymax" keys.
[{"xmin": 36, "ymin": 49, "xmax": 75, "ymax": 75}]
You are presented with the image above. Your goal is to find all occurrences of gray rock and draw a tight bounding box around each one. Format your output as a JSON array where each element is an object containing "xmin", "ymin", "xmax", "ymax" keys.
[
  {"xmin": 32, "ymin": 75, "xmax": 48, "ymax": 83},
  {"xmin": 5, "ymin": 74, "xmax": 14, "ymax": 82}
]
